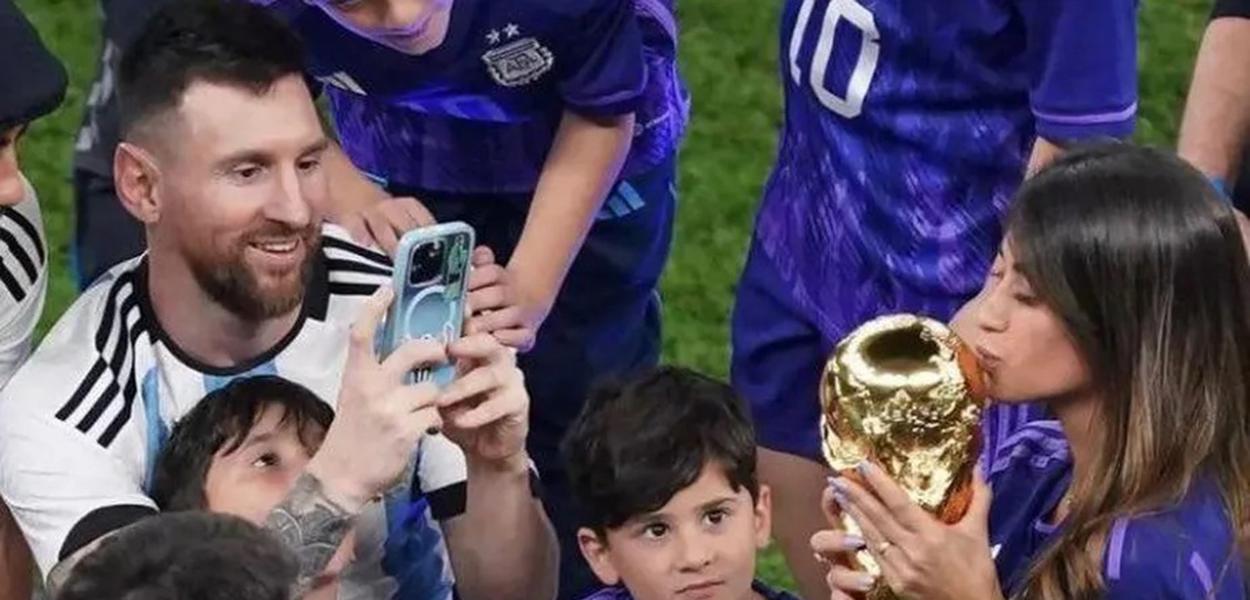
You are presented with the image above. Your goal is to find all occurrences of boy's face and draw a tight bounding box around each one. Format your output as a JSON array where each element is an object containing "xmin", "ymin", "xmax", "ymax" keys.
[
  {"xmin": 0, "ymin": 125, "xmax": 27, "ymax": 206},
  {"xmin": 202, "ymin": 403, "xmax": 354, "ymax": 592},
  {"xmin": 578, "ymin": 464, "xmax": 773, "ymax": 600}
]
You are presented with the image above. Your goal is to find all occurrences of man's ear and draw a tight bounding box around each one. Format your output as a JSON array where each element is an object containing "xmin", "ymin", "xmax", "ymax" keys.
[
  {"xmin": 114, "ymin": 142, "xmax": 163, "ymax": 224},
  {"xmin": 577, "ymin": 526, "xmax": 621, "ymax": 586},
  {"xmin": 754, "ymin": 484, "xmax": 773, "ymax": 550}
]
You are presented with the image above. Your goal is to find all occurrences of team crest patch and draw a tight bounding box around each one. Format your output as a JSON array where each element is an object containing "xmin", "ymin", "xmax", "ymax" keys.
[{"xmin": 482, "ymin": 37, "xmax": 554, "ymax": 87}]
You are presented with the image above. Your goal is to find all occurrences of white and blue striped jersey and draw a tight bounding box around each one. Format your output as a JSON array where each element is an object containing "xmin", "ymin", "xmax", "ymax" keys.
[
  {"xmin": 0, "ymin": 176, "xmax": 47, "ymax": 389},
  {"xmin": 0, "ymin": 225, "xmax": 460, "ymax": 599}
]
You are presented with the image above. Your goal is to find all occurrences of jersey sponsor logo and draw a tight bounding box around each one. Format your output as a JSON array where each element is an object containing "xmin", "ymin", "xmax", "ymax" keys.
[{"xmin": 481, "ymin": 24, "xmax": 554, "ymax": 88}]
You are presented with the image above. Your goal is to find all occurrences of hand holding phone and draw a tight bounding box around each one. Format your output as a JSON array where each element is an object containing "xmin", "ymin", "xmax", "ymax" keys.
[{"xmin": 380, "ymin": 222, "xmax": 475, "ymax": 387}]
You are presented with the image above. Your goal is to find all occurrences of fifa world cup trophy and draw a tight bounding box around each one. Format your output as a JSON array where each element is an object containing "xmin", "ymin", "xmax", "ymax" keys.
[{"xmin": 820, "ymin": 314, "xmax": 987, "ymax": 600}]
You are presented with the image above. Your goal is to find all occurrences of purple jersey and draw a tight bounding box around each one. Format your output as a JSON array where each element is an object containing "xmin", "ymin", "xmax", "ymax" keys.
[
  {"xmin": 264, "ymin": 0, "xmax": 688, "ymax": 194},
  {"xmin": 757, "ymin": 0, "xmax": 1137, "ymax": 339},
  {"xmin": 982, "ymin": 405, "xmax": 1245, "ymax": 598},
  {"xmin": 580, "ymin": 581, "xmax": 800, "ymax": 600}
]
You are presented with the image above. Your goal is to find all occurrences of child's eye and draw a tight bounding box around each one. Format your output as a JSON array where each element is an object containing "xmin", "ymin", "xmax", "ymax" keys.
[
  {"xmin": 251, "ymin": 452, "xmax": 279, "ymax": 468},
  {"xmin": 703, "ymin": 508, "xmax": 729, "ymax": 527},
  {"xmin": 642, "ymin": 523, "xmax": 669, "ymax": 539}
]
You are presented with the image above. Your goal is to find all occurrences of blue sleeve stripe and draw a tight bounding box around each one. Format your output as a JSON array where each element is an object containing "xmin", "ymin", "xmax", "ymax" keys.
[{"xmin": 1032, "ymin": 102, "xmax": 1137, "ymax": 126}]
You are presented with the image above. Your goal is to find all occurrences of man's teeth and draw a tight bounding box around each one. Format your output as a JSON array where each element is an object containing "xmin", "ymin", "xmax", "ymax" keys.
[{"xmin": 253, "ymin": 239, "xmax": 299, "ymax": 253}]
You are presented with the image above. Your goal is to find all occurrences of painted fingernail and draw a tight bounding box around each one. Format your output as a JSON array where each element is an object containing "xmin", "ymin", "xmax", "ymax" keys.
[
  {"xmin": 851, "ymin": 573, "xmax": 877, "ymax": 592},
  {"xmin": 830, "ymin": 477, "xmax": 851, "ymax": 493},
  {"xmin": 842, "ymin": 534, "xmax": 865, "ymax": 550},
  {"xmin": 813, "ymin": 552, "xmax": 829, "ymax": 565},
  {"xmin": 831, "ymin": 489, "xmax": 849, "ymax": 509},
  {"xmin": 856, "ymin": 460, "xmax": 873, "ymax": 477}
]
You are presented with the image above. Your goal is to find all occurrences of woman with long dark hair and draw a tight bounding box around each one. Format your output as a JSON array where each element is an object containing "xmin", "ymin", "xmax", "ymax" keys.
[{"xmin": 813, "ymin": 144, "xmax": 1250, "ymax": 599}]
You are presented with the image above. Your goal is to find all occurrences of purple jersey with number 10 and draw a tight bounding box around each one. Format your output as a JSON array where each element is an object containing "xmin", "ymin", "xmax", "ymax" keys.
[{"xmin": 756, "ymin": 0, "xmax": 1138, "ymax": 340}]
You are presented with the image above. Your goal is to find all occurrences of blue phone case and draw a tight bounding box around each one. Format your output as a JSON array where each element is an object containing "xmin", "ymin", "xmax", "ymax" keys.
[{"xmin": 382, "ymin": 222, "xmax": 475, "ymax": 387}]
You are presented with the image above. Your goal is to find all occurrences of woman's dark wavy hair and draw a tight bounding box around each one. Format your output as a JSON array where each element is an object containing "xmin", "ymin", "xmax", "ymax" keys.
[{"xmin": 1007, "ymin": 144, "xmax": 1250, "ymax": 598}]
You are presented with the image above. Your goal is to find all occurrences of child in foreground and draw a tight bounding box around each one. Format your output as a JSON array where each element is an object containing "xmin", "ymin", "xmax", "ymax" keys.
[{"xmin": 563, "ymin": 366, "xmax": 799, "ymax": 600}]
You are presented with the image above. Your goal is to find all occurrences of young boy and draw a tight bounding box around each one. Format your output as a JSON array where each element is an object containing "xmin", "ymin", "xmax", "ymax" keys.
[
  {"xmin": 151, "ymin": 376, "xmax": 383, "ymax": 600},
  {"xmin": 56, "ymin": 511, "xmax": 298, "ymax": 600},
  {"xmin": 563, "ymin": 367, "xmax": 799, "ymax": 600}
]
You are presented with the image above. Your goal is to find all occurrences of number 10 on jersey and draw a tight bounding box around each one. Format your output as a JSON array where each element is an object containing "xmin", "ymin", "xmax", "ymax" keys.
[{"xmin": 788, "ymin": 0, "xmax": 880, "ymax": 119}]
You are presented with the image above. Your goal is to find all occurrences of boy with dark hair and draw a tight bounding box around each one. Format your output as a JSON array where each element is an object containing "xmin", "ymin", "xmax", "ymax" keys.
[
  {"xmin": 152, "ymin": 376, "xmax": 360, "ymax": 600},
  {"xmin": 563, "ymin": 367, "xmax": 798, "ymax": 600},
  {"xmin": 56, "ymin": 511, "xmax": 298, "ymax": 600}
]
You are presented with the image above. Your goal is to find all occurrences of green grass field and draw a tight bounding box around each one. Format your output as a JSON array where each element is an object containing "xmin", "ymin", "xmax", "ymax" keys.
[{"xmin": 12, "ymin": 0, "xmax": 1214, "ymax": 592}]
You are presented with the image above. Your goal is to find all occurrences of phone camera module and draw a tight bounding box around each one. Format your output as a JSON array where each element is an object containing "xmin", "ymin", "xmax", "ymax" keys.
[{"xmin": 408, "ymin": 239, "xmax": 445, "ymax": 287}]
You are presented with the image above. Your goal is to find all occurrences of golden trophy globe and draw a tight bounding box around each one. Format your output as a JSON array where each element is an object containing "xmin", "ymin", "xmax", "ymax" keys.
[{"xmin": 820, "ymin": 314, "xmax": 987, "ymax": 600}]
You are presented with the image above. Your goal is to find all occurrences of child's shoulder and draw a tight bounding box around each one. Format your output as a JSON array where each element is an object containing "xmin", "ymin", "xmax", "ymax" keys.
[
  {"xmin": 578, "ymin": 587, "xmax": 631, "ymax": 600},
  {"xmin": 753, "ymin": 579, "xmax": 802, "ymax": 600}
]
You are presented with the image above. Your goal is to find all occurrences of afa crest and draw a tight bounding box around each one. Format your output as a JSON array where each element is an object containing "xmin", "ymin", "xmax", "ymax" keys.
[{"xmin": 482, "ymin": 37, "xmax": 555, "ymax": 87}]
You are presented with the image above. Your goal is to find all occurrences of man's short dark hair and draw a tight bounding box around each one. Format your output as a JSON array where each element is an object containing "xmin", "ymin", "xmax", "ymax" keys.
[
  {"xmin": 118, "ymin": 0, "xmax": 306, "ymax": 140},
  {"xmin": 151, "ymin": 375, "xmax": 334, "ymax": 512},
  {"xmin": 562, "ymin": 366, "xmax": 760, "ymax": 535},
  {"xmin": 56, "ymin": 511, "xmax": 296, "ymax": 600}
]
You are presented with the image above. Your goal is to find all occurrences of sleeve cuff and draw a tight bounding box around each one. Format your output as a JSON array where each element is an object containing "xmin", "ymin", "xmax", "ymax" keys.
[
  {"xmin": 1033, "ymin": 103, "xmax": 1137, "ymax": 142},
  {"xmin": 564, "ymin": 95, "xmax": 642, "ymax": 119}
]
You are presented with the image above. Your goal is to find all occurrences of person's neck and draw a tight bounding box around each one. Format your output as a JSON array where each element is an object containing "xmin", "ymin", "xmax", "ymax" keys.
[
  {"xmin": 146, "ymin": 253, "xmax": 301, "ymax": 369},
  {"xmin": 1049, "ymin": 391, "xmax": 1100, "ymax": 513}
]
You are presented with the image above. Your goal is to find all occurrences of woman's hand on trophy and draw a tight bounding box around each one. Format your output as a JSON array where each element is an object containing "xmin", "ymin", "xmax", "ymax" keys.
[
  {"xmin": 825, "ymin": 462, "xmax": 1003, "ymax": 600},
  {"xmin": 810, "ymin": 502, "xmax": 876, "ymax": 599}
]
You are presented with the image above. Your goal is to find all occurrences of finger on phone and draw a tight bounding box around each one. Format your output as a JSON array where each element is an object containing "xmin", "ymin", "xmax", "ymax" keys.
[
  {"xmin": 447, "ymin": 333, "xmax": 509, "ymax": 362},
  {"xmin": 380, "ymin": 338, "xmax": 449, "ymax": 381},
  {"xmin": 489, "ymin": 328, "xmax": 535, "ymax": 352},
  {"xmin": 390, "ymin": 381, "xmax": 441, "ymax": 414},
  {"xmin": 438, "ymin": 364, "xmax": 504, "ymax": 409},
  {"xmin": 472, "ymin": 245, "xmax": 495, "ymax": 267},
  {"xmin": 398, "ymin": 197, "xmax": 437, "ymax": 227},
  {"xmin": 365, "ymin": 210, "xmax": 402, "ymax": 256},
  {"xmin": 447, "ymin": 393, "xmax": 518, "ymax": 430},
  {"xmin": 470, "ymin": 306, "xmax": 522, "ymax": 334},
  {"xmin": 468, "ymin": 286, "xmax": 508, "ymax": 313},
  {"xmin": 342, "ymin": 214, "xmax": 371, "ymax": 247},
  {"xmin": 468, "ymin": 263, "xmax": 505, "ymax": 291},
  {"xmin": 349, "ymin": 287, "xmax": 394, "ymax": 358}
]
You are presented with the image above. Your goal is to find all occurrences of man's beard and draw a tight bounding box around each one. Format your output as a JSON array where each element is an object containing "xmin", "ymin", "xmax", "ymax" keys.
[{"xmin": 187, "ymin": 224, "xmax": 321, "ymax": 322}]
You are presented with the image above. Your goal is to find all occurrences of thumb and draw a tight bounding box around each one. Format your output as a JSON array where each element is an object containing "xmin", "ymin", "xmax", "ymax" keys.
[{"xmin": 956, "ymin": 465, "xmax": 993, "ymax": 538}]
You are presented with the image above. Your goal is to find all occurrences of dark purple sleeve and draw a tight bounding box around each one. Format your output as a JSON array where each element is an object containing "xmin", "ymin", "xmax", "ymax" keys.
[
  {"xmin": 1016, "ymin": 0, "xmax": 1139, "ymax": 141},
  {"xmin": 556, "ymin": 0, "xmax": 647, "ymax": 118},
  {"xmin": 1214, "ymin": 0, "xmax": 1250, "ymax": 19}
]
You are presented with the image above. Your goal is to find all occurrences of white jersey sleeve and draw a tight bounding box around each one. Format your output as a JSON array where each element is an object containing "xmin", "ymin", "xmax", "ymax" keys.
[
  {"xmin": 0, "ymin": 178, "xmax": 48, "ymax": 389},
  {"xmin": 0, "ymin": 261, "xmax": 155, "ymax": 576}
]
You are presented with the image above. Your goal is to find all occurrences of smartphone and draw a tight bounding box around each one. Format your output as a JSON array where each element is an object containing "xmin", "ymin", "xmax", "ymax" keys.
[{"xmin": 381, "ymin": 222, "xmax": 475, "ymax": 387}]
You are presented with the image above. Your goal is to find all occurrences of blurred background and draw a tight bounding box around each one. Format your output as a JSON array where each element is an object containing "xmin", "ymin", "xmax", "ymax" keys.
[{"xmin": 14, "ymin": 0, "xmax": 1213, "ymax": 588}]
